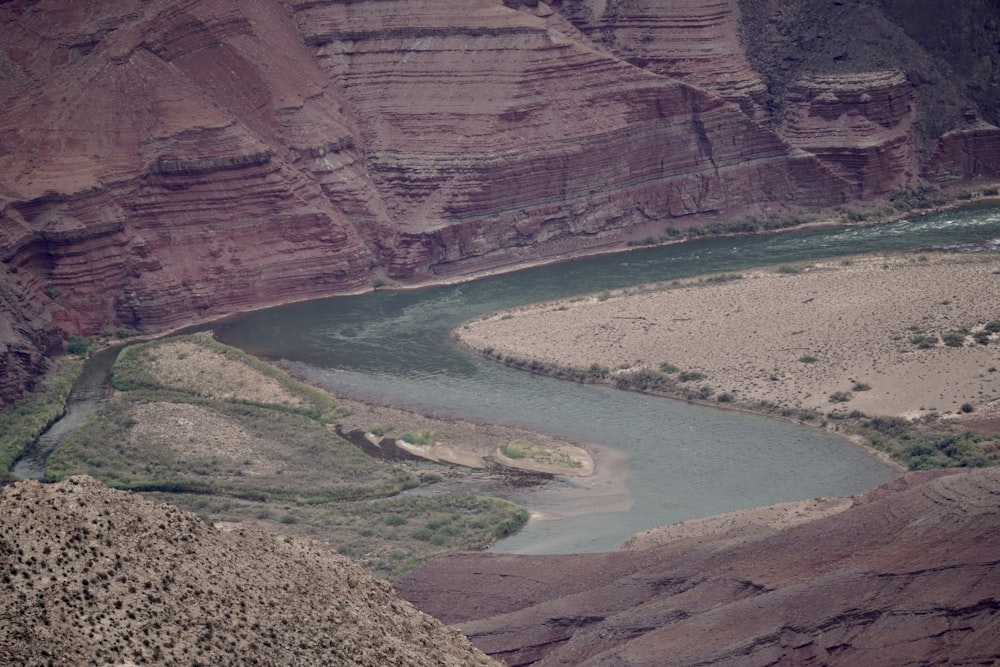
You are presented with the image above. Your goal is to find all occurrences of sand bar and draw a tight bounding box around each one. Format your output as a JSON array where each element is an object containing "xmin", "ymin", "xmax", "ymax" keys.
[{"xmin": 455, "ymin": 252, "xmax": 1000, "ymax": 423}]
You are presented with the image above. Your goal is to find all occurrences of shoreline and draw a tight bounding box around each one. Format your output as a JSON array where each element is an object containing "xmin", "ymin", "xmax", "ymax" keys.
[
  {"xmin": 453, "ymin": 250, "xmax": 1000, "ymax": 468},
  {"xmin": 86, "ymin": 193, "xmax": 1000, "ymax": 355}
]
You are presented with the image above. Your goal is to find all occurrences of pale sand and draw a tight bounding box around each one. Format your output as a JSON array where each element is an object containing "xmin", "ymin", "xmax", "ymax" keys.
[
  {"xmin": 336, "ymin": 395, "xmax": 597, "ymax": 477},
  {"xmin": 455, "ymin": 252, "xmax": 1000, "ymax": 422},
  {"xmin": 618, "ymin": 497, "xmax": 854, "ymax": 551}
]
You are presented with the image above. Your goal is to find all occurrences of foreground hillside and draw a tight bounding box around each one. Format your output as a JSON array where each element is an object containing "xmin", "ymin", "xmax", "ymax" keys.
[
  {"xmin": 396, "ymin": 467, "xmax": 1000, "ymax": 666},
  {"xmin": 3, "ymin": 0, "xmax": 1000, "ymax": 405},
  {"xmin": 0, "ymin": 475, "xmax": 501, "ymax": 666}
]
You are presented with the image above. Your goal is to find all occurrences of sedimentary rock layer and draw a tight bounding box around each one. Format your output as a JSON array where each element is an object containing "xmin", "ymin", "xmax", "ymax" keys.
[
  {"xmin": 396, "ymin": 468, "xmax": 1000, "ymax": 666},
  {"xmin": 2, "ymin": 0, "xmax": 1000, "ymax": 404}
]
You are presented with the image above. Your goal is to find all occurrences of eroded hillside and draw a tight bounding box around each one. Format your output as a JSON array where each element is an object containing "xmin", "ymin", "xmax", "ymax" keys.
[{"xmin": 0, "ymin": 475, "xmax": 502, "ymax": 666}]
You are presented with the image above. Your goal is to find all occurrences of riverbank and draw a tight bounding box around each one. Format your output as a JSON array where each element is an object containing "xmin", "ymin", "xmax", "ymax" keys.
[{"xmin": 455, "ymin": 251, "xmax": 1000, "ymax": 460}]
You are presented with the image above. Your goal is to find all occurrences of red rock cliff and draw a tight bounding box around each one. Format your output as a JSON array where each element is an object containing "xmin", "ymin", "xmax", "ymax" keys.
[{"xmin": 2, "ymin": 0, "xmax": 999, "ymax": 405}]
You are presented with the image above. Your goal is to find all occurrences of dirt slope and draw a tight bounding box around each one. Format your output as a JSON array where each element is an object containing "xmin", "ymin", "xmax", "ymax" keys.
[
  {"xmin": 396, "ymin": 467, "xmax": 1000, "ymax": 666},
  {"xmin": 0, "ymin": 476, "xmax": 501, "ymax": 667}
]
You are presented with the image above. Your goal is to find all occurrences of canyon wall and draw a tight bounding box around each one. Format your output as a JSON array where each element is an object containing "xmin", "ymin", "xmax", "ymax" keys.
[{"xmin": 2, "ymin": 0, "xmax": 1000, "ymax": 405}]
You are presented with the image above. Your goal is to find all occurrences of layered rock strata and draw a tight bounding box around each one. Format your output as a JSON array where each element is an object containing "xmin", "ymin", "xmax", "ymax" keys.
[
  {"xmin": 2, "ymin": 0, "xmax": 1000, "ymax": 404},
  {"xmin": 396, "ymin": 468, "xmax": 1000, "ymax": 666}
]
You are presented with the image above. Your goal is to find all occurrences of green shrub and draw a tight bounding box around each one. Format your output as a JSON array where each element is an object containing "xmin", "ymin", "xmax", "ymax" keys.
[
  {"xmin": 942, "ymin": 331, "xmax": 966, "ymax": 348},
  {"xmin": 829, "ymin": 391, "xmax": 853, "ymax": 403},
  {"xmin": 66, "ymin": 335, "xmax": 94, "ymax": 357},
  {"xmin": 659, "ymin": 362, "xmax": 680, "ymax": 374},
  {"xmin": 400, "ymin": 430, "xmax": 436, "ymax": 446},
  {"xmin": 0, "ymin": 359, "xmax": 83, "ymax": 479},
  {"xmin": 799, "ymin": 355, "xmax": 819, "ymax": 364},
  {"xmin": 851, "ymin": 382, "xmax": 872, "ymax": 392},
  {"xmin": 678, "ymin": 371, "xmax": 706, "ymax": 382},
  {"xmin": 369, "ymin": 423, "xmax": 395, "ymax": 437}
]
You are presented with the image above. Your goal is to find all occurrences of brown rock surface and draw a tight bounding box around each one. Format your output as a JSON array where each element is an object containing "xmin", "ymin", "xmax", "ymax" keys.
[
  {"xmin": 0, "ymin": 475, "xmax": 502, "ymax": 666},
  {"xmin": 395, "ymin": 467, "xmax": 1000, "ymax": 666},
  {"xmin": 3, "ymin": 0, "xmax": 1000, "ymax": 405}
]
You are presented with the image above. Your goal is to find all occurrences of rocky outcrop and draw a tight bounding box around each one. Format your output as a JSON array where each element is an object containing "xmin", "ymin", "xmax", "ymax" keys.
[
  {"xmin": 0, "ymin": 475, "xmax": 501, "ymax": 666},
  {"xmin": 396, "ymin": 468, "xmax": 1000, "ymax": 666},
  {"xmin": 780, "ymin": 69, "xmax": 917, "ymax": 196},
  {"xmin": 554, "ymin": 0, "xmax": 769, "ymax": 121},
  {"xmin": 2, "ymin": 0, "xmax": 1000, "ymax": 405}
]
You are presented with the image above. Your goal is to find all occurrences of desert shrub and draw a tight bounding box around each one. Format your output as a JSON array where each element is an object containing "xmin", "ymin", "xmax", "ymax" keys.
[
  {"xmin": 942, "ymin": 331, "xmax": 967, "ymax": 348},
  {"xmin": 910, "ymin": 333, "xmax": 938, "ymax": 349},
  {"xmin": 678, "ymin": 371, "xmax": 706, "ymax": 382},
  {"xmin": 799, "ymin": 355, "xmax": 819, "ymax": 364},
  {"xmin": 717, "ymin": 392, "xmax": 735, "ymax": 403},
  {"xmin": 985, "ymin": 320, "xmax": 1000, "ymax": 334},
  {"xmin": 973, "ymin": 331, "xmax": 991, "ymax": 345},
  {"xmin": 615, "ymin": 369, "xmax": 676, "ymax": 393},
  {"xmin": 829, "ymin": 391, "xmax": 853, "ymax": 403},
  {"xmin": 851, "ymin": 382, "xmax": 872, "ymax": 392},
  {"xmin": 659, "ymin": 362, "xmax": 680, "ymax": 374},
  {"xmin": 66, "ymin": 335, "xmax": 94, "ymax": 356},
  {"xmin": 960, "ymin": 402, "xmax": 974, "ymax": 413}
]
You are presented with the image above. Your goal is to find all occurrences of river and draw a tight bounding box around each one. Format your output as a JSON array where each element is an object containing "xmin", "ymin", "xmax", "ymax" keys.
[{"xmin": 197, "ymin": 203, "xmax": 1000, "ymax": 553}]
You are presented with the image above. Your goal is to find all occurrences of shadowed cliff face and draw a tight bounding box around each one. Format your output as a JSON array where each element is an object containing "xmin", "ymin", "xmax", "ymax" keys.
[
  {"xmin": 2, "ymin": 0, "xmax": 1000, "ymax": 405},
  {"xmin": 395, "ymin": 468, "xmax": 1000, "ymax": 666}
]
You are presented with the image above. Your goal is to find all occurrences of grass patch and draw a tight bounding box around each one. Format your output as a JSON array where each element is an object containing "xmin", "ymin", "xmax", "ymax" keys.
[
  {"xmin": 400, "ymin": 430, "xmax": 436, "ymax": 446},
  {"xmin": 156, "ymin": 492, "xmax": 528, "ymax": 581},
  {"xmin": 500, "ymin": 439, "xmax": 582, "ymax": 469},
  {"xmin": 46, "ymin": 393, "xmax": 418, "ymax": 502},
  {"xmin": 0, "ymin": 358, "xmax": 83, "ymax": 481}
]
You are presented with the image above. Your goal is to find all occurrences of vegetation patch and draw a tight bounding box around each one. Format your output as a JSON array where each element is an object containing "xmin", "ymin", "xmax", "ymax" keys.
[
  {"xmin": 500, "ymin": 439, "xmax": 582, "ymax": 469},
  {"xmin": 46, "ymin": 393, "xmax": 417, "ymax": 502},
  {"xmin": 400, "ymin": 430, "xmax": 436, "ymax": 446},
  {"xmin": 45, "ymin": 333, "xmax": 531, "ymax": 579},
  {"xmin": 0, "ymin": 358, "xmax": 83, "ymax": 481},
  {"xmin": 849, "ymin": 415, "xmax": 1000, "ymax": 470},
  {"xmin": 154, "ymin": 492, "xmax": 528, "ymax": 581}
]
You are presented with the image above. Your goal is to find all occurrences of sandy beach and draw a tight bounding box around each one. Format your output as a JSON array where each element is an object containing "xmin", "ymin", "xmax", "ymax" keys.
[{"xmin": 455, "ymin": 252, "xmax": 1000, "ymax": 424}]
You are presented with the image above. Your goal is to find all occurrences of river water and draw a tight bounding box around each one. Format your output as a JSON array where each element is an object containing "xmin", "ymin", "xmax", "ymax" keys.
[{"xmin": 199, "ymin": 204, "xmax": 1000, "ymax": 553}]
